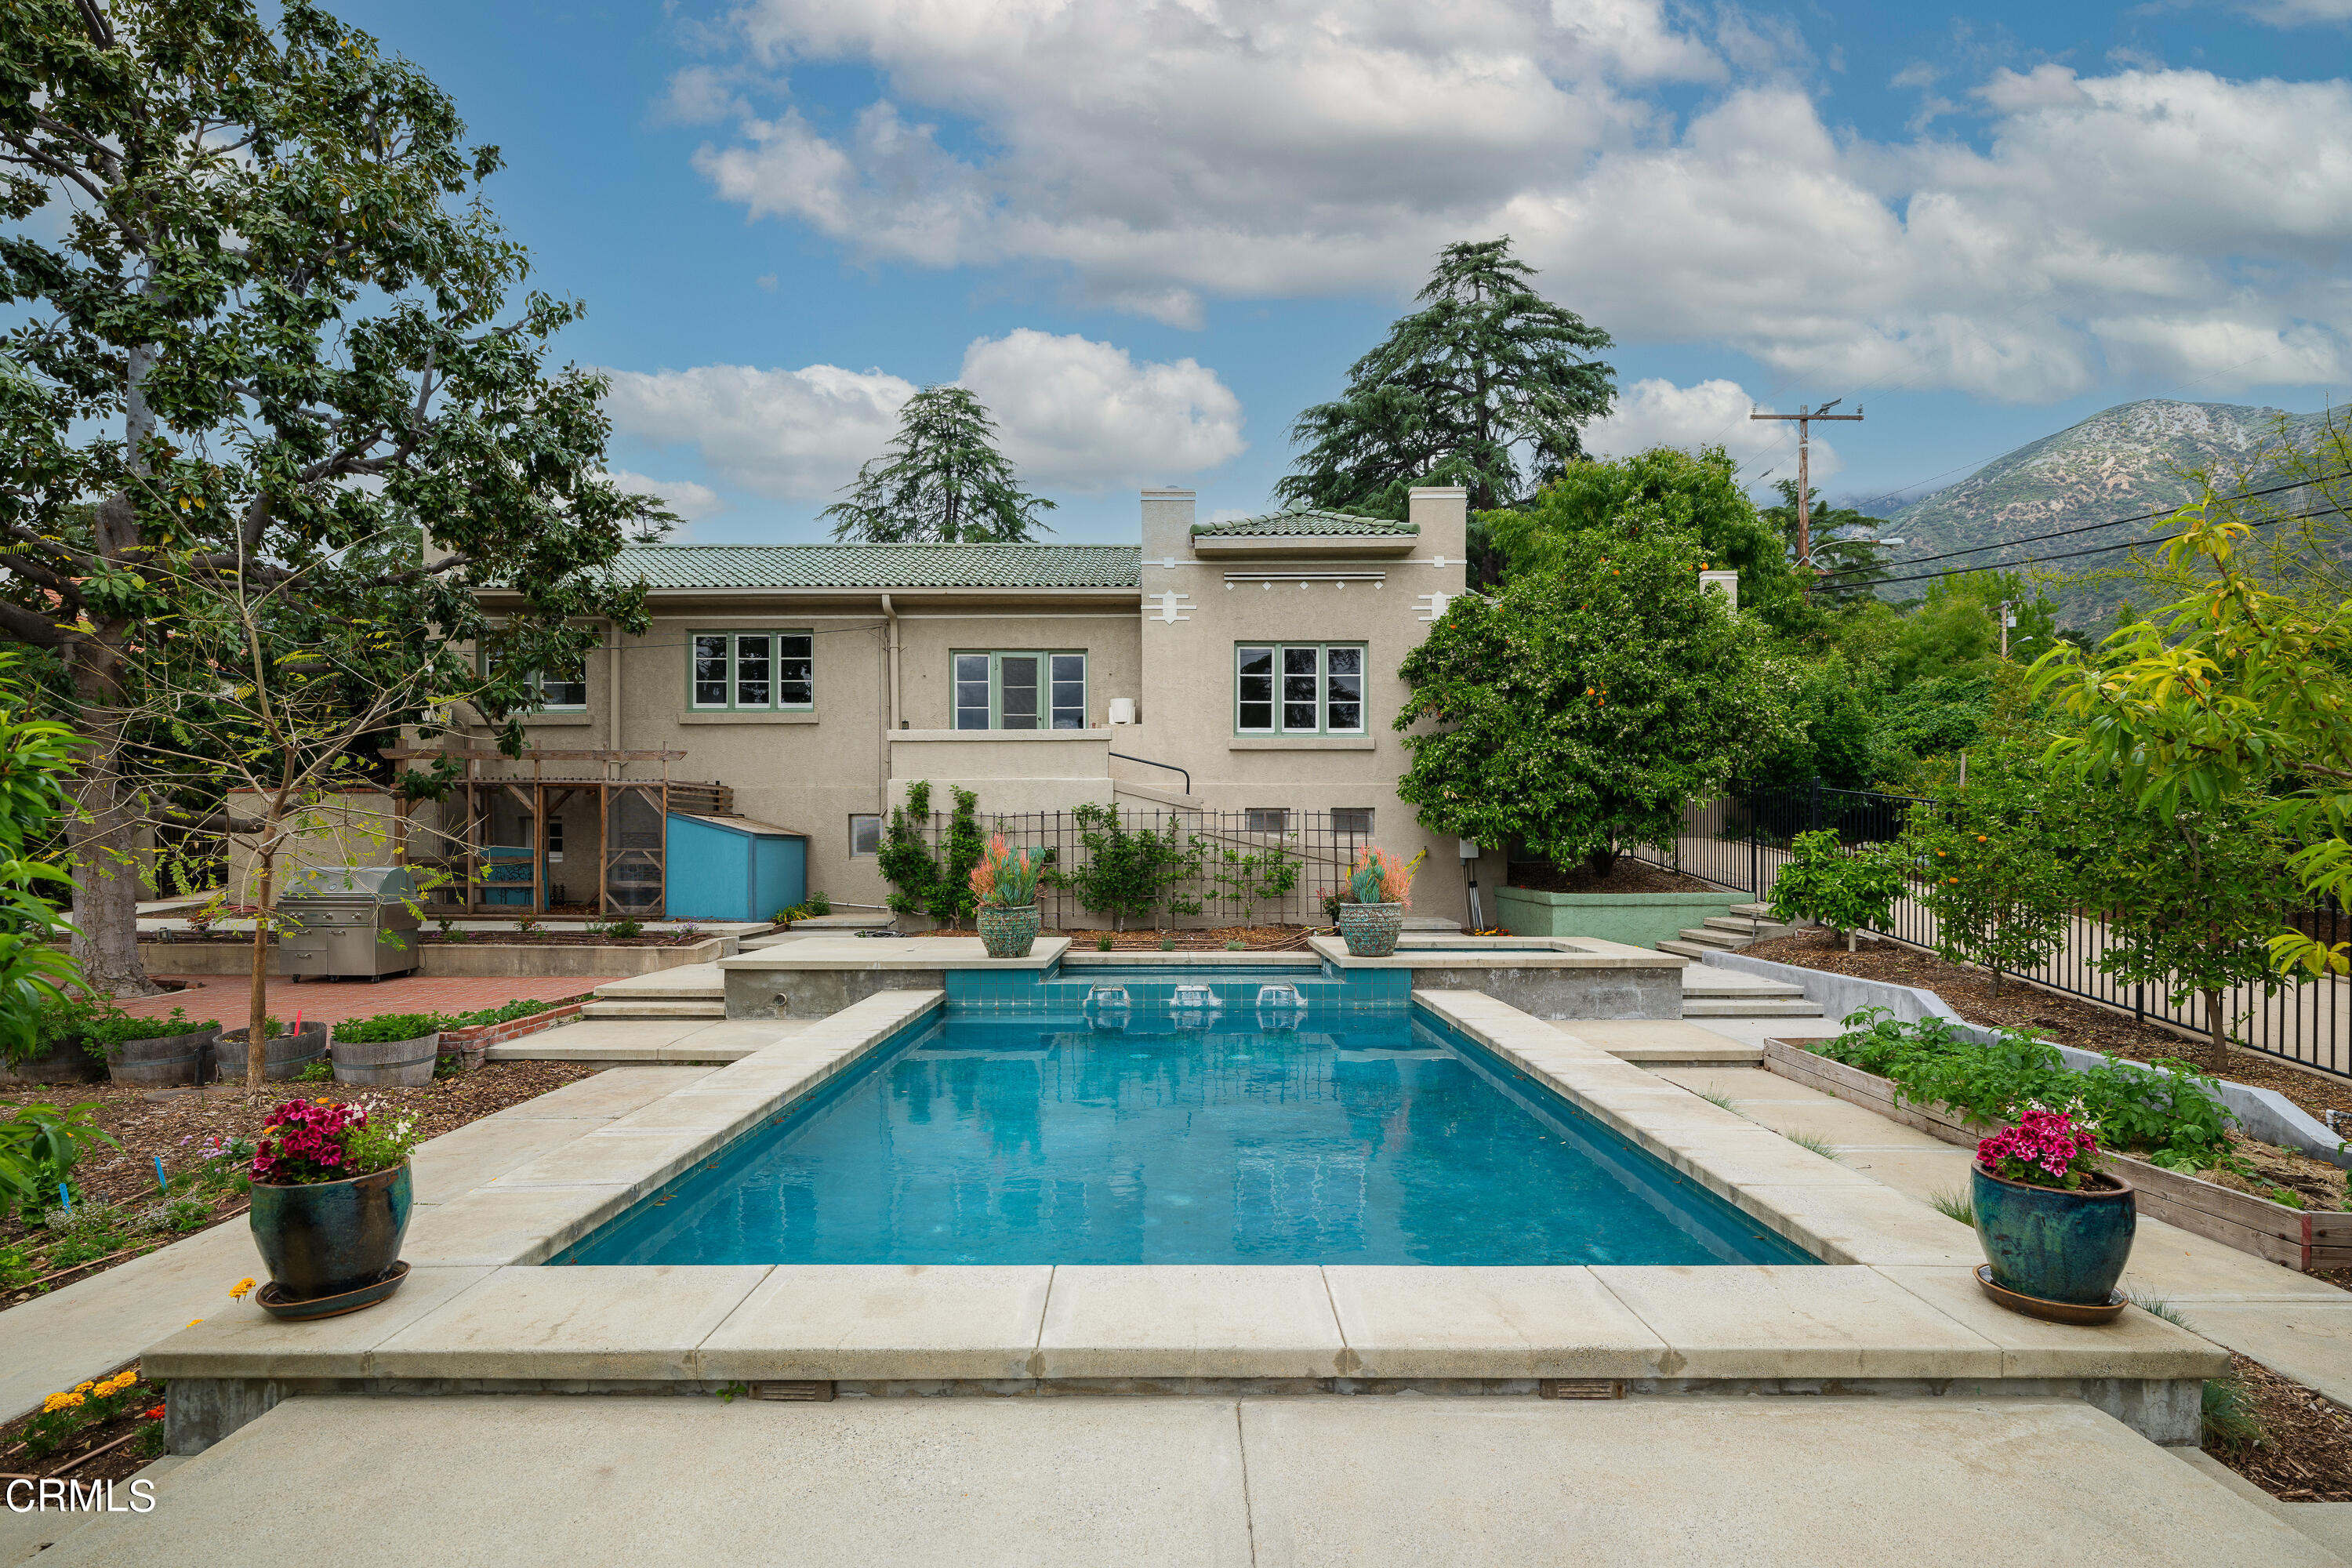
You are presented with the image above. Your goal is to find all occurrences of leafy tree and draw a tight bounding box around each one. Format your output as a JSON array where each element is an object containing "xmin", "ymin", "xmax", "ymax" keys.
[
  {"xmin": 0, "ymin": 0, "xmax": 665, "ymax": 994},
  {"xmin": 1899, "ymin": 751, "xmax": 2074, "ymax": 995},
  {"xmin": 1487, "ymin": 446, "xmax": 1788, "ymax": 598},
  {"xmin": 1767, "ymin": 831, "xmax": 1906, "ymax": 952},
  {"xmin": 1886, "ymin": 571, "xmax": 2057, "ymax": 688},
  {"xmin": 1759, "ymin": 481, "xmax": 1895, "ymax": 606},
  {"xmin": 2033, "ymin": 495, "xmax": 2352, "ymax": 979},
  {"xmin": 2073, "ymin": 797, "xmax": 2289, "ymax": 1073},
  {"xmin": 1396, "ymin": 519, "xmax": 1798, "ymax": 877},
  {"xmin": 822, "ymin": 387, "xmax": 1054, "ymax": 544},
  {"xmin": 1276, "ymin": 238, "xmax": 1613, "ymax": 520},
  {"xmin": 0, "ymin": 652, "xmax": 81, "ymax": 1064}
]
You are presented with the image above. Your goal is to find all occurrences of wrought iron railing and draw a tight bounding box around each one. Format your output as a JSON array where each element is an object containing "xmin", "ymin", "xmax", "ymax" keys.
[{"xmin": 1628, "ymin": 782, "xmax": 2352, "ymax": 1083}]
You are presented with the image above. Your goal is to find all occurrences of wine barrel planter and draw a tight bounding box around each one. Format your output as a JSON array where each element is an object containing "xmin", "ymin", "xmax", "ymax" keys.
[
  {"xmin": 0, "ymin": 1042, "xmax": 105, "ymax": 1086},
  {"xmin": 332, "ymin": 1030, "xmax": 440, "ymax": 1088},
  {"xmin": 215, "ymin": 1024, "xmax": 331, "ymax": 1082},
  {"xmin": 105, "ymin": 1026, "xmax": 222, "ymax": 1089}
]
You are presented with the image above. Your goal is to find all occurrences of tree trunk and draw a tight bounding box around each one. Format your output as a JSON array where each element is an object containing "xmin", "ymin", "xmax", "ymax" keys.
[
  {"xmin": 2201, "ymin": 986, "xmax": 2228, "ymax": 1076},
  {"xmin": 1845, "ymin": 928, "xmax": 1857, "ymax": 953},
  {"xmin": 247, "ymin": 851, "xmax": 275, "ymax": 1091},
  {"xmin": 66, "ymin": 730, "xmax": 158, "ymax": 997},
  {"xmin": 1988, "ymin": 961, "xmax": 2002, "ymax": 996},
  {"xmin": 1585, "ymin": 846, "xmax": 1619, "ymax": 880}
]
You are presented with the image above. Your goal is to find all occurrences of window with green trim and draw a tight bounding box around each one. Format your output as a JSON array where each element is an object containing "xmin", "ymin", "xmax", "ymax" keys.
[
  {"xmin": 479, "ymin": 647, "xmax": 586, "ymax": 712},
  {"xmin": 691, "ymin": 632, "xmax": 813, "ymax": 711},
  {"xmin": 953, "ymin": 651, "xmax": 1087, "ymax": 730},
  {"xmin": 1236, "ymin": 643, "xmax": 1364, "ymax": 735}
]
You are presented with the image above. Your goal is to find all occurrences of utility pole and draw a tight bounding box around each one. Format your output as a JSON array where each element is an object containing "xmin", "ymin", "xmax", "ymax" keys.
[
  {"xmin": 1751, "ymin": 400, "xmax": 1865, "ymax": 593},
  {"xmin": 1998, "ymin": 601, "xmax": 2016, "ymax": 659}
]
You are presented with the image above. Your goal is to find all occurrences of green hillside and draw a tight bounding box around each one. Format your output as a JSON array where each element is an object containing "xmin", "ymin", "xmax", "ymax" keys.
[{"xmin": 1882, "ymin": 399, "xmax": 2332, "ymax": 632}]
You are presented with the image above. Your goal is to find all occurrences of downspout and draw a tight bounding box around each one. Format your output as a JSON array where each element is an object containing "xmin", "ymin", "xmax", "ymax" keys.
[
  {"xmin": 880, "ymin": 593, "xmax": 902, "ymax": 731},
  {"xmin": 606, "ymin": 619, "xmax": 626, "ymax": 750}
]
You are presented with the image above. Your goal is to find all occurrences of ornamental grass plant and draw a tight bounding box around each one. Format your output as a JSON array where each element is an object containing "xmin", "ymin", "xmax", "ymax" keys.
[{"xmin": 969, "ymin": 833, "xmax": 1043, "ymax": 907}]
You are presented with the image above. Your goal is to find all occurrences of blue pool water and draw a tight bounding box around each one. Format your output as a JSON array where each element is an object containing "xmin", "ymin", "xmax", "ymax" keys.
[{"xmin": 560, "ymin": 989, "xmax": 1813, "ymax": 1268}]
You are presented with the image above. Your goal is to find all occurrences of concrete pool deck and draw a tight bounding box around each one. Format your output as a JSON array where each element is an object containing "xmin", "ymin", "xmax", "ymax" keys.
[
  {"xmin": 133, "ymin": 987, "xmax": 2227, "ymax": 1454},
  {"xmin": 16, "ymin": 1393, "xmax": 2343, "ymax": 1568}
]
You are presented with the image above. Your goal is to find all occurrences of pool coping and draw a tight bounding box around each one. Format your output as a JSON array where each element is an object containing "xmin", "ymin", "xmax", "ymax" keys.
[{"xmin": 142, "ymin": 989, "xmax": 2227, "ymax": 1448}]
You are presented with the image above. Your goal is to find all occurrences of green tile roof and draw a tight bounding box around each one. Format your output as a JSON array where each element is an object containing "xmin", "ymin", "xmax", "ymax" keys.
[
  {"xmin": 1190, "ymin": 509, "xmax": 1417, "ymax": 537},
  {"xmin": 607, "ymin": 543, "xmax": 1142, "ymax": 590}
]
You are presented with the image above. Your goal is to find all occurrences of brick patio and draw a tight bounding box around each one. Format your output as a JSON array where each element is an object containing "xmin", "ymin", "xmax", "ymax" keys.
[{"xmin": 114, "ymin": 973, "xmax": 615, "ymax": 1027}]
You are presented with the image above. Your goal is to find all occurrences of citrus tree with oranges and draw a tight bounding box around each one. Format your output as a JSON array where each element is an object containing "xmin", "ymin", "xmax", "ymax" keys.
[{"xmin": 1896, "ymin": 750, "xmax": 2073, "ymax": 996}]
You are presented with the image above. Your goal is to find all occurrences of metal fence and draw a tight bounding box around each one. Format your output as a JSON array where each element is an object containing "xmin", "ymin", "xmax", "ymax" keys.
[
  {"xmin": 887, "ymin": 808, "xmax": 1374, "ymax": 930},
  {"xmin": 1629, "ymin": 782, "xmax": 2352, "ymax": 1083}
]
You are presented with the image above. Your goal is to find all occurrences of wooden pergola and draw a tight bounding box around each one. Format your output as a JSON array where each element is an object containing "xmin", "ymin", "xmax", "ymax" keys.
[{"xmin": 383, "ymin": 744, "xmax": 728, "ymax": 917}]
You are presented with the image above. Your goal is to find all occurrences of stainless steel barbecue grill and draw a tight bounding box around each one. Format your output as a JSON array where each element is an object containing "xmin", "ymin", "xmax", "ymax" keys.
[{"xmin": 277, "ymin": 865, "xmax": 423, "ymax": 980}]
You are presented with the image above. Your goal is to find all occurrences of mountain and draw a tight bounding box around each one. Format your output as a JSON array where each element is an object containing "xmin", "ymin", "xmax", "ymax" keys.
[{"xmin": 1882, "ymin": 399, "xmax": 2333, "ymax": 632}]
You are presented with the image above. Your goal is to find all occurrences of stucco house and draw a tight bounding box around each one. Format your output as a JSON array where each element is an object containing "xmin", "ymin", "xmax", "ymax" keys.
[{"xmin": 446, "ymin": 485, "xmax": 1486, "ymax": 925}]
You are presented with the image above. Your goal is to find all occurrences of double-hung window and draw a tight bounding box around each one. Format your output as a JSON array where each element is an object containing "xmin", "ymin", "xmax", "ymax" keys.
[
  {"xmin": 953, "ymin": 652, "xmax": 1087, "ymax": 730},
  {"xmin": 1235, "ymin": 644, "xmax": 1365, "ymax": 735},
  {"xmin": 480, "ymin": 646, "xmax": 586, "ymax": 712},
  {"xmin": 691, "ymin": 631, "xmax": 813, "ymax": 711}
]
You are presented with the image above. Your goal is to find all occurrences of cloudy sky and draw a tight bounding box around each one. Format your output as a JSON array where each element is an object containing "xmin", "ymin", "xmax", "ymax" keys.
[{"xmin": 340, "ymin": 0, "xmax": 2352, "ymax": 541}]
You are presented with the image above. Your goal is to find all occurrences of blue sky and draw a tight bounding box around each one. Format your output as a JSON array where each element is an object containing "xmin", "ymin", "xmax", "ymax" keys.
[{"xmin": 339, "ymin": 0, "xmax": 2352, "ymax": 543}]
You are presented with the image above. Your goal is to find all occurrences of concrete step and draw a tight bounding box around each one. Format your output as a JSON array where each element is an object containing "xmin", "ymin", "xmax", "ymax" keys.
[
  {"xmin": 1675, "ymin": 927, "xmax": 1745, "ymax": 949},
  {"xmin": 1701, "ymin": 915, "xmax": 1788, "ymax": 938},
  {"xmin": 1681, "ymin": 972, "xmax": 1806, "ymax": 1000},
  {"xmin": 1730, "ymin": 902, "xmax": 1774, "ymax": 919},
  {"xmin": 590, "ymin": 962, "xmax": 726, "ymax": 1000},
  {"xmin": 1681, "ymin": 996, "xmax": 1825, "ymax": 1018},
  {"xmin": 579, "ymin": 999, "xmax": 726, "ymax": 1020},
  {"xmin": 1656, "ymin": 938, "xmax": 1714, "ymax": 960}
]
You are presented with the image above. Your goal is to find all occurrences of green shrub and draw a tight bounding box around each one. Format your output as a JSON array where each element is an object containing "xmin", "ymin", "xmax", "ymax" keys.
[
  {"xmin": 437, "ymin": 998, "xmax": 551, "ymax": 1030},
  {"xmin": 333, "ymin": 1013, "xmax": 443, "ymax": 1044},
  {"xmin": 608, "ymin": 918, "xmax": 644, "ymax": 939},
  {"xmin": 1814, "ymin": 1007, "xmax": 2241, "ymax": 1171},
  {"xmin": 76, "ymin": 1006, "xmax": 222, "ymax": 1062},
  {"xmin": 1765, "ymin": 831, "xmax": 1905, "ymax": 948},
  {"xmin": 806, "ymin": 891, "xmax": 831, "ymax": 917}
]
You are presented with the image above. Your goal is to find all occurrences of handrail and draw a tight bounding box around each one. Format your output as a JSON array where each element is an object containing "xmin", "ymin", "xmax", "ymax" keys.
[{"xmin": 1109, "ymin": 750, "xmax": 1191, "ymax": 796}]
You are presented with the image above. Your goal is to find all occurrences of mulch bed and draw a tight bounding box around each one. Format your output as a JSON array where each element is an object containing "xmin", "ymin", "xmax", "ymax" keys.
[
  {"xmin": 1506, "ymin": 859, "xmax": 1722, "ymax": 895},
  {"xmin": 2210, "ymin": 1353, "xmax": 2352, "ymax": 1501},
  {"xmin": 1742, "ymin": 930, "xmax": 2352, "ymax": 1129},
  {"xmin": 0, "ymin": 1359, "xmax": 166, "ymax": 1488},
  {"xmin": 1052, "ymin": 924, "xmax": 1321, "ymax": 952},
  {"xmin": 0, "ymin": 1061, "xmax": 597, "ymax": 1312}
]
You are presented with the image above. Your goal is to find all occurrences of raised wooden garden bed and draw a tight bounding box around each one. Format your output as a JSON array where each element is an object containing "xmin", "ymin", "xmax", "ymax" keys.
[{"xmin": 1765, "ymin": 1036, "xmax": 2352, "ymax": 1273}]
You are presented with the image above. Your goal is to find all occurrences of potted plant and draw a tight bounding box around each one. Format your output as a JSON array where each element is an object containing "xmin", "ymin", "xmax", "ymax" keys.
[
  {"xmin": 1971, "ymin": 1102, "xmax": 2136, "ymax": 1320},
  {"xmin": 331, "ymin": 1012, "xmax": 443, "ymax": 1087},
  {"xmin": 247, "ymin": 1098, "xmax": 423, "ymax": 1310},
  {"xmin": 216, "ymin": 1016, "xmax": 330, "ymax": 1083},
  {"xmin": 85, "ymin": 1007, "xmax": 222, "ymax": 1089},
  {"xmin": 1334, "ymin": 847, "xmax": 1420, "ymax": 957},
  {"xmin": 971, "ymin": 834, "xmax": 1043, "ymax": 959}
]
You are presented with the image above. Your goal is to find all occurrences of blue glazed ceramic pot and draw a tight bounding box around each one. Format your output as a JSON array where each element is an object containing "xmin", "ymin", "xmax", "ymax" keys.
[
  {"xmin": 1971, "ymin": 1163, "xmax": 2135, "ymax": 1306},
  {"xmin": 250, "ymin": 1163, "xmax": 412, "ymax": 1302},
  {"xmin": 977, "ymin": 903, "xmax": 1041, "ymax": 959}
]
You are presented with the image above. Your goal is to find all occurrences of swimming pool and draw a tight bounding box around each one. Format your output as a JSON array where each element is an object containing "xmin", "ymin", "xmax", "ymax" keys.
[{"xmin": 559, "ymin": 993, "xmax": 1813, "ymax": 1269}]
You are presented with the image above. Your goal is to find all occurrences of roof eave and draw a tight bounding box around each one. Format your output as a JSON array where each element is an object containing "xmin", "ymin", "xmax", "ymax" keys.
[{"xmin": 1189, "ymin": 535, "xmax": 1419, "ymax": 558}]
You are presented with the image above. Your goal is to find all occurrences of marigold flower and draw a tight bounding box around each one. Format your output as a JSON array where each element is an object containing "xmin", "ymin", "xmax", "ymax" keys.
[
  {"xmin": 228, "ymin": 1277, "xmax": 256, "ymax": 1301},
  {"xmin": 145, "ymin": 1405, "xmax": 167, "ymax": 1421},
  {"xmin": 74, "ymin": 1381, "xmax": 93, "ymax": 1394}
]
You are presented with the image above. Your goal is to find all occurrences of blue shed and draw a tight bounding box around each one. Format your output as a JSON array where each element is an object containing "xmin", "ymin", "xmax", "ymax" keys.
[{"xmin": 664, "ymin": 813, "xmax": 808, "ymax": 922}]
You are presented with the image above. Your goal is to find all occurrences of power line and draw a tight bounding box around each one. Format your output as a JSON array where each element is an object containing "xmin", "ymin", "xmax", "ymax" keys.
[
  {"xmin": 1856, "ymin": 499, "xmax": 2347, "ymax": 590},
  {"xmin": 1814, "ymin": 470, "xmax": 2352, "ymax": 582}
]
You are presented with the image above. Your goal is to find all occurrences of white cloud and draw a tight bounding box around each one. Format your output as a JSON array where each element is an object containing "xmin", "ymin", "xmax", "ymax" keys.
[
  {"xmin": 2233, "ymin": 0, "xmax": 2352, "ymax": 24},
  {"xmin": 957, "ymin": 329, "xmax": 1245, "ymax": 490},
  {"xmin": 673, "ymin": 2, "xmax": 2352, "ymax": 400},
  {"xmin": 600, "ymin": 331, "xmax": 1243, "ymax": 499},
  {"xmin": 601, "ymin": 470, "xmax": 728, "ymax": 541},
  {"xmin": 602, "ymin": 362, "xmax": 915, "ymax": 499},
  {"xmin": 1583, "ymin": 378, "xmax": 1842, "ymax": 490}
]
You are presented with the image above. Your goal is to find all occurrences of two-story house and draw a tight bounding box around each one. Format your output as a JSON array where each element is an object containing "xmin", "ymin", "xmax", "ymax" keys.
[{"xmin": 455, "ymin": 485, "xmax": 1485, "ymax": 924}]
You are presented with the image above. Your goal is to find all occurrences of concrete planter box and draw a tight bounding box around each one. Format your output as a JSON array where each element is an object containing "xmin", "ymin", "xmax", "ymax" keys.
[
  {"xmin": 1763, "ymin": 1037, "xmax": 2352, "ymax": 1273},
  {"xmin": 139, "ymin": 936, "xmax": 732, "ymax": 978},
  {"xmin": 1494, "ymin": 886, "xmax": 1740, "ymax": 949}
]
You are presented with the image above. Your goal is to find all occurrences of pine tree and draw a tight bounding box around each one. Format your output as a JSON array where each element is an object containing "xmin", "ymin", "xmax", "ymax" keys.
[
  {"xmin": 822, "ymin": 387, "xmax": 1055, "ymax": 543},
  {"xmin": 1762, "ymin": 481, "xmax": 1895, "ymax": 606},
  {"xmin": 1275, "ymin": 238, "xmax": 1615, "ymax": 519}
]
